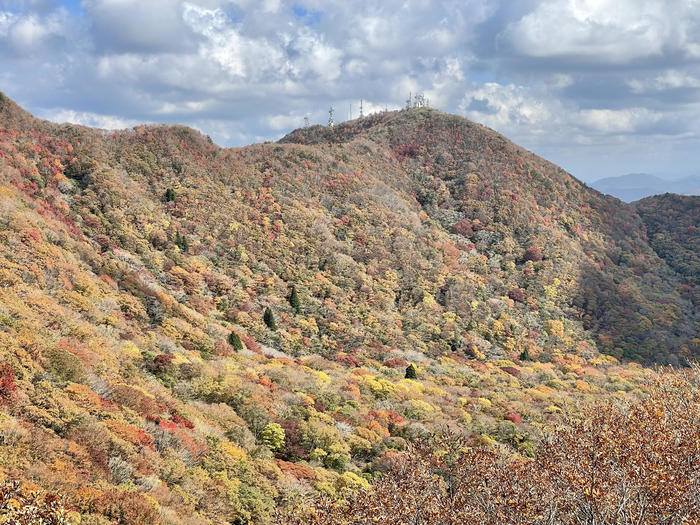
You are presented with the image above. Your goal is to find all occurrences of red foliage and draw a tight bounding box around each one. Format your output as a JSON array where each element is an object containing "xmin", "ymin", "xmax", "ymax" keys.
[
  {"xmin": 22, "ymin": 229, "xmax": 40, "ymax": 242},
  {"xmin": 276, "ymin": 459, "xmax": 316, "ymax": 480},
  {"xmin": 93, "ymin": 234, "xmax": 112, "ymax": 251},
  {"xmin": 0, "ymin": 364, "xmax": 16, "ymax": 403},
  {"xmin": 146, "ymin": 415, "xmax": 177, "ymax": 432},
  {"xmin": 259, "ymin": 375, "xmax": 277, "ymax": 392},
  {"xmin": 508, "ymin": 288, "xmax": 525, "ymax": 303},
  {"xmin": 170, "ymin": 411, "xmax": 195, "ymax": 429},
  {"xmin": 505, "ymin": 412, "xmax": 522, "ymax": 424},
  {"xmin": 452, "ymin": 219, "xmax": 474, "ymax": 237},
  {"xmin": 501, "ymin": 366, "xmax": 521, "ymax": 378},
  {"xmin": 523, "ymin": 245, "xmax": 543, "ymax": 262},
  {"xmin": 105, "ymin": 420, "xmax": 155, "ymax": 449},
  {"xmin": 394, "ymin": 142, "xmax": 422, "ymax": 158},
  {"xmin": 241, "ymin": 335, "xmax": 262, "ymax": 354},
  {"xmin": 95, "ymin": 490, "xmax": 160, "ymax": 525},
  {"xmin": 383, "ymin": 358, "xmax": 409, "ymax": 369},
  {"xmin": 335, "ymin": 352, "xmax": 362, "ymax": 367}
]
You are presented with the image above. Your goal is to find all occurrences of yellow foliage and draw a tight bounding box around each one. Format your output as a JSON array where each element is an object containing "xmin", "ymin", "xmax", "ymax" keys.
[
  {"xmin": 336, "ymin": 471, "xmax": 370, "ymax": 492},
  {"xmin": 120, "ymin": 341, "xmax": 142, "ymax": 360},
  {"xmin": 478, "ymin": 434, "xmax": 496, "ymax": 446},
  {"xmin": 575, "ymin": 380, "xmax": 591, "ymax": 392},
  {"xmin": 476, "ymin": 397, "xmax": 492, "ymax": 408},
  {"xmin": 220, "ymin": 441, "xmax": 247, "ymax": 462},
  {"xmin": 366, "ymin": 378, "xmax": 396, "ymax": 400},
  {"xmin": 316, "ymin": 371, "xmax": 331, "ymax": 388},
  {"xmin": 545, "ymin": 320, "xmax": 565, "ymax": 337},
  {"xmin": 404, "ymin": 399, "xmax": 435, "ymax": 420}
]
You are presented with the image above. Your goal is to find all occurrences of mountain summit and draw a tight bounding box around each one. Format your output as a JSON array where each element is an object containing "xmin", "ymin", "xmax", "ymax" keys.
[{"xmin": 0, "ymin": 94, "xmax": 697, "ymax": 522}]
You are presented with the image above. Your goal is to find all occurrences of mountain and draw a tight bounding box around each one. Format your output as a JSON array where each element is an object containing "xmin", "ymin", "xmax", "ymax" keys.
[
  {"xmin": 591, "ymin": 172, "xmax": 700, "ymax": 202},
  {"xmin": 0, "ymin": 92, "xmax": 697, "ymax": 523},
  {"xmin": 634, "ymin": 193, "xmax": 700, "ymax": 304}
]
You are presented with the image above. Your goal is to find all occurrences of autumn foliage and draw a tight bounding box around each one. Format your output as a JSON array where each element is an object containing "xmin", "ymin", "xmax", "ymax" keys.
[
  {"xmin": 0, "ymin": 93, "xmax": 697, "ymax": 524},
  {"xmin": 275, "ymin": 368, "xmax": 700, "ymax": 524}
]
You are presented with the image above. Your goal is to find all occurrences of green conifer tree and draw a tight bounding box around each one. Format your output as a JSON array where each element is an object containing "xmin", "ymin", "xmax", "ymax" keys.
[
  {"xmin": 164, "ymin": 188, "xmax": 176, "ymax": 202},
  {"xmin": 175, "ymin": 231, "xmax": 188, "ymax": 252},
  {"xmin": 405, "ymin": 363, "xmax": 417, "ymax": 379},
  {"xmin": 519, "ymin": 347, "xmax": 531, "ymax": 361},
  {"xmin": 228, "ymin": 331, "xmax": 244, "ymax": 351},
  {"xmin": 264, "ymin": 307, "xmax": 277, "ymax": 330},
  {"xmin": 288, "ymin": 285, "xmax": 300, "ymax": 313}
]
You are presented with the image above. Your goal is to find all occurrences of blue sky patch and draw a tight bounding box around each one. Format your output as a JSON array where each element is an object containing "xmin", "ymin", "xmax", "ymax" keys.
[{"xmin": 292, "ymin": 4, "xmax": 321, "ymax": 26}]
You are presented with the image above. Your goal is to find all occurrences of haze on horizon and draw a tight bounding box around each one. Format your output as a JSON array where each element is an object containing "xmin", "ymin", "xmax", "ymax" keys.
[{"xmin": 1, "ymin": 0, "xmax": 699, "ymax": 183}]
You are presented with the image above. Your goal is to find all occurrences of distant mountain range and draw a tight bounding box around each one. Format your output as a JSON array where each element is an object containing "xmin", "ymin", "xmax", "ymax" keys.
[{"xmin": 591, "ymin": 173, "xmax": 700, "ymax": 202}]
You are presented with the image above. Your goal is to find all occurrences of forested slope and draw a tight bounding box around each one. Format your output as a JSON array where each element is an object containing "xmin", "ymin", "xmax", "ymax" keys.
[{"xmin": 0, "ymin": 92, "xmax": 697, "ymax": 523}]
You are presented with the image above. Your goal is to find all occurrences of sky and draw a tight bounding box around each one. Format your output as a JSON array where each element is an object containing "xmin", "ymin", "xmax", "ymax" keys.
[{"xmin": 1, "ymin": 0, "xmax": 699, "ymax": 182}]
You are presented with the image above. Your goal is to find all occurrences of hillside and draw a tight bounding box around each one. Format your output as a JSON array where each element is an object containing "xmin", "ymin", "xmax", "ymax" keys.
[
  {"xmin": 634, "ymin": 193, "xmax": 699, "ymax": 306},
  {"xmin": 0, "ymin": 92, "xmax": 697, "ymax": 523}
]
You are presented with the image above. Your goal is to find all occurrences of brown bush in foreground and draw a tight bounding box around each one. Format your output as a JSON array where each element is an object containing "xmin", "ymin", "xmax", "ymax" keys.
[
  {"xmin": 274, "ymin": 368, "xmax": 700, "ymax": 524},
  {"xmin": 0, "ymin": 480, "xmax": 70, "ymax": 524}
]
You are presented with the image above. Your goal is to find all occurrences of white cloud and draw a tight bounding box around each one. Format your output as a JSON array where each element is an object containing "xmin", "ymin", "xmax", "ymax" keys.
[
  {"xmin": 460, "ymin": 82, "xmax": 559, "ymax": 137},
  {"xmin": 460, "ymin": 80, "xmax": 668, "ymax": 146},
  {"xmin": 287, "ymin": 29, "xmax": 343, "ymax": 82},
  {"xmin": 578, "ymin": 108, "xmax": 662, "ymax": 134},
  {"xmin": 628, "ymin": 70, "xmax": 700, "ymax": 93},
  {"xmin": 265, "ymin": 112, "xmax": 306, "ymax": 131},
  {"xmin": 0, "ymin": 8, "xmax": 69, "ymax": 55},
  {"xmin": 506, "ymin": 0, "xmax": 697, "ymax": 63},
  {"xmin": 40, "ymin": 108, "xmax": 144, "ymax": 129},
  {"xmin": 3, "ymin": 0, "xmax": 700, "ymax": 182}
]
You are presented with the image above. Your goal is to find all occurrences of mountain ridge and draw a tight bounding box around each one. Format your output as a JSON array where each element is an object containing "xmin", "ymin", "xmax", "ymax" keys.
[{"xmin": 0, "ymin": 93, "xmax": 697, "ymax": 523}]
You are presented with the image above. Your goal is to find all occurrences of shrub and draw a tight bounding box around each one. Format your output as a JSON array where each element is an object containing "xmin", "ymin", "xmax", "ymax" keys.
[
  {"xmin": 523, "ymin": 245, "xmax": 543, "ymax": 262},
  {"xmin": 453, "ymin": 218, "xmax": 474, "ymax": 237},
  {"xmin": 383, "ymin": 358, "xmax": 408, "ymax": 369},
  {"xmin": 0, "ymin": 364, "xmax": 16, "ymax": 403},
  {"xmin": 151, "ymin": 353, "xmax": 175, "ymax": 374},
  {"xmin": 261, "ymin": 422, "xmax": 285, "ymax": 451},
  {"xmin": 505, "ymin": 412, "xmax": 522, "ymax": 424},
  {"xmin": 108, "ymin": 456, "xmax": 133, "ymax": 484},
  {"xmin": 508, "ymin": 288, "xmax": 525, "ymax": 303},
  {"xmin": 0, "ymin": 481, "xmax": 70, "ymax": 524},
  {"xmin": 274, "ymin": 370, "xmax": 700, "ymax": 524},
  {"xmin": 45, "ymin": 347, "xmax": 87, "ymax": 384},
  {"xmin": 501, "ymin": 366, "xmax": 521, "ymax": 378}
]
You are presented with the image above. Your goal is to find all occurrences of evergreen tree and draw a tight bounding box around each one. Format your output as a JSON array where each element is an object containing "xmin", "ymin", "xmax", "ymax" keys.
[
  {"xmin": 228, "ymin": 331, "xmax": 244, "ymax": 351},
  {"xmin": 175, "ymin": 231, "xmax": 189, "ymax": 252},
  {"xmin": 164, "ymin": 188, "xmax": 176, "ymax": 202},
  {"xmin": 405, "ymin": 363, "xmax": 417, "ymax": 379},
  {"xmin": 264, "ymin": 307, "xmax": 277, "ymax": 330},
  {"xmin": 288, "ymin": 285, "xmax": 300, "ymax": 313},
  {"xmin": 519, "ymin": 347, "xmax": 531, "ymax": 361}
]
